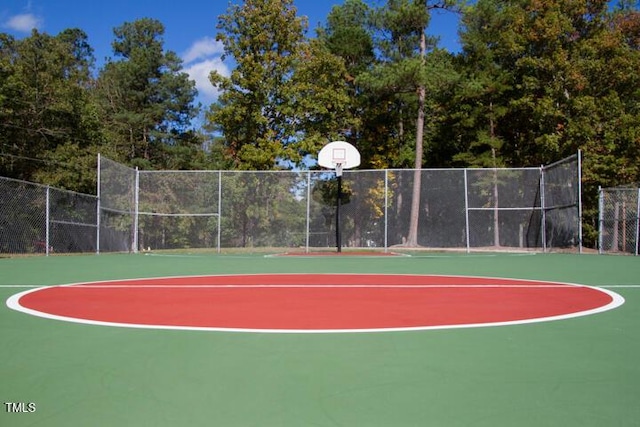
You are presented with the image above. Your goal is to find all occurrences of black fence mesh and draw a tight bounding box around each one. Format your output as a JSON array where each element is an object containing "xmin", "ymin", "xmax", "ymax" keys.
[{"xmin": 0, "ymin": 153, "xmax": 581, "ymax": 255}]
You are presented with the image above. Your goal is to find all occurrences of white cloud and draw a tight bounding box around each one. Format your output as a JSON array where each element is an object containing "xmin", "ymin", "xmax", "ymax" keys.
[
  {"xmin": 182, "ymin": 37, "xmax": 230, "ymax": 104},
  {"xmin": 182, "ymin": 37, "xmax": 224, "ymax": 65},
  {"xmin": 4, "ymin": 13, "xmax": 42, "ymax": 33},
  {"xmin": 184, "ymin": 57, "xmax": 230, "ymax": 104}
]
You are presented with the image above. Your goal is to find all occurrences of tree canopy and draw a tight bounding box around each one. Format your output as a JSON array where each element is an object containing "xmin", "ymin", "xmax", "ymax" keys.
[{"xmin": 1, "ymin": 0, "xmax": 639, "ymax": 247}]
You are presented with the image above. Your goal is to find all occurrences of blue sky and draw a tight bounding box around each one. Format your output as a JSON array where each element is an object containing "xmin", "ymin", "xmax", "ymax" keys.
[{"xmin": 1, "ymin": 0, "xmax": 461, "ymax": 107}]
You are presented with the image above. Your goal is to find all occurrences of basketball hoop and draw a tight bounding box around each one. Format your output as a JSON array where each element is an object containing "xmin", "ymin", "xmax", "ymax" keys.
[
  {"xmin": 317, "ymin": 141, "xmax": 360, "ymax": 174},
  {"xmin": 317, "ymin": 141, "xmax": 361, "ymax": 253}
]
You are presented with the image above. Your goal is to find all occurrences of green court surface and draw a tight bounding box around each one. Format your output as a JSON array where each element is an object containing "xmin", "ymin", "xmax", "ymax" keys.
[{"xmin": 1, "ymin": 252, "xmax": 639, "ymax": 426}]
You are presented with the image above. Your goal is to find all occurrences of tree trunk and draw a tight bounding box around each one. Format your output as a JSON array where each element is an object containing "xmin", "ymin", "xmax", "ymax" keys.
[
  {"xmin": 489, "ymin": 103, "xmax": 500, "ymax": 247},
  {"xmin": 406, "ymin": 32, "xmax": 427, "ymax": 247}
]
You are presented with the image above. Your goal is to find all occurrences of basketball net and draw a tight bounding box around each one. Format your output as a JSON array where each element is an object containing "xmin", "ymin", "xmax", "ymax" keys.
[{"xmin": 334, "ymin": 162, "xmax": 344, "ymax": 177}]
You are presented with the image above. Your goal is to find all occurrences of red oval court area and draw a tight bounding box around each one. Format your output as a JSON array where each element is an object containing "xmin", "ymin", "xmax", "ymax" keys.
[{"xmin": 7, "ymin": 274, "xmax": 624, "ymax": 333}]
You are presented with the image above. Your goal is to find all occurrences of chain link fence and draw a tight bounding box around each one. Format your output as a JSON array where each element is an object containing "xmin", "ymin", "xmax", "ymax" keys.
[
  {"xmin": 0, "ymin": 154, "xmax": 582, "ymax": 255},
  {"xmin": 0, "ymin": 176, "xmax": 97, "ymax": 254},
  {"xmin": 95, "ymin": 153, "xmax": 582, "ymax": 254},
  {"xmin": 598, "ymin": 186, "xmax": 640, "ymax": 255},
  {"xmin": 97, "ymin": 156, "xmax": 136, "ymax": 252}
]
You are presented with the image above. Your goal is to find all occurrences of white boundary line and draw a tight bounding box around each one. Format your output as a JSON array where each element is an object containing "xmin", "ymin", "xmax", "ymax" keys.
[
  {"xmin": 601, "ymin": 285, "xmax": 640, "ymax": 288},
  {"xmin": 263, "ymin": 252, "xmax": 413, "ymax": 258},
  {"xmin": 5, "ymin": 283, "xmax": 635, "ymax": 289},
  {"xmin": 7, "ymin": 284, "xmax": 589, "ymax": 289},
  {"xmin": 5, "ymin": 274, "xmax": 626, "ymax": 334},
  {"xmin": 142, "ymin": 252, "xmax": 538, "ymax": 259},
  {"xmin": 263, "ymin": 253, "xmax": 539, "ymax": 259},
  {"xmin": 1, "ymin": 285, "xmax": 44, "ymax": 288}
]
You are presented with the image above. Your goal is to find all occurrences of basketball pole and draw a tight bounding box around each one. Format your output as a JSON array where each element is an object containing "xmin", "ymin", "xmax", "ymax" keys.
[
  {"xmin": 318, "ymin": 141, "xmax": 360, "ymax": 254},
  {"xmin": 336, "ymin": 171, "xmax": 342, "ymax": 253}
]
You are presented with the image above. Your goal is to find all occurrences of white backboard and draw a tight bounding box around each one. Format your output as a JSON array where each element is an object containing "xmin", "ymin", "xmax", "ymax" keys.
[{"xmin": 318, "ymin": 141, "xmax": 361, "ymax": 170}]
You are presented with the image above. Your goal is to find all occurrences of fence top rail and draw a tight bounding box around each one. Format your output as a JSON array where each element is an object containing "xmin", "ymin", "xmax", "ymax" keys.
[
  {"xmin": 135, "ymin": 167, "xmax": 545, "ymax": 175},
  {"xmin": 0, "ymin": 175, "xmax": 98, "ymax": 198},
  {"xmin": 50, "ymin": 186, "xmax": 98, "ymax": 199},
  {"xmin": 602, "ymin": 186, "xmax": 640, "ymax": 191},
  {"xmin": 0, "ymin": 175, "xmax": 53, "ymax": 188},
  {"xmin": 138, "ymin": 169, "xmax": 223, "ymax": 174},
  {"xmin": 139, "ymin": 169, "xmax": 312, "ymax": 175},
  {"xmin": 102, "ymin": 153, "xmax": 576, "ymax": 176},
  {"xmin": 543, "ymin": 153, "xmax": 578, "ymax": 169}
]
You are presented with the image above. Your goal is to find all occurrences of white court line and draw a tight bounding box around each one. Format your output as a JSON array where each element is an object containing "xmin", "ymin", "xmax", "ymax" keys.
[
  {"xmin": 0, "ymin": 285, "xmax": 44, "ymax": 288},
  {"xmin": 5, "ymin": 275, "xmax": 626, "ymax": 334},
  {"xmin": 601, "ymin": 285, "xmax": 640, "ymax": 288},
  {"xmin": 49, "ymin": 284, "xmax": 582, "ymax": 289},
  {"xmin": 6, "ymin": 283, "xmax": 637, "ymax": 289},
  {"xmin": 263, "ymin": 253, "xmax": 412, "ymax": 258},
  {"xmin": 407, "ymin": 253, "xmax": 537, "ymax": 259},
  {"xmin": 142, "ymin": 252, "xmax": 537, "ymax": 259},
  {"xmin": 264, "ymin": 253, "xmax": 538, "ymax": 259}
]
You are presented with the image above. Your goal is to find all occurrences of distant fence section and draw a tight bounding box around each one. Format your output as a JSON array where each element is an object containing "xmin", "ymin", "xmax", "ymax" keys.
[
  {"xmin": 0, "ymin": 153, "xmax": 582, "ymax": 255},
  {"xmin": 96, "ymin": 153, "xmax": 582, "ymax": 254},
  {"xmin": 0, "ymin": 177, "xmax": 97, "ymax": 255},
  {"xmin": 599, "ymin": 186, "xmax": 640, "ymax": 255}
]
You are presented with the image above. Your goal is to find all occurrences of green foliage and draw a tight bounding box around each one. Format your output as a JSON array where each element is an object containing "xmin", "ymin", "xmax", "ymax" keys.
[
  {"xmin": 207, "ymin": 0, "xmax": 352, "ymax": 170},
  {"xmin": 0, "ymin": 29, "xmax": 99, "ymax": 191},
  {"xmin": 319, "ymin": 0, "xmax": 376, "ymax": 78},
  {"xmin": 1, "ymin": 0, "xmax": 639, "ymax": 249},
  {"xmin": 94, "ymin": 18, "xmax": 200, "ymax": 167},
  {"xmin": 453, "ymin": 0, "xmax": 640, "ymax": 246}
]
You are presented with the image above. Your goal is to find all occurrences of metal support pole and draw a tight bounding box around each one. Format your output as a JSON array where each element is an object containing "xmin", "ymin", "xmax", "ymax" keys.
[
  {"xmin": 336, "ymin": 174, "xmax": 342, "ymax": 253},
  {"xmin": 464, "ymin": 169, "xmax": 470, "ymax": 253},
  {"xmin": 578, "ymin": 150, "xmax": 583, "ymax": 253},
  {"xmin": 217, "ymin": 170, "xmax": 222, "ymax": 254},
  {"xmin": 306, "ymin": 171, "xmax": 311, "ymax": 253},
  {"xmin": 540, "ymin": 166, "xmax": 547, "ymax": 252},
  {"xmin": 636, "ymin": 188, "xmax": 640, "ymax": 256},
  {"xmin": 598, "ymin": 186, "xmax": 604, "ymax": 254},
  {"xmin": 45, "ymin": 185, "xmax": 50, "ymax": 256},
  {"xmin": 96, "ymin": 153, "xmax": 101, "ymax": 254},
  {"xmin": 133, "ymin": 167, "xmax": 139, "ymax": 253},
  {"xmin": 384, "ymin": 169, "xmax": 389, "ymax": 253}
]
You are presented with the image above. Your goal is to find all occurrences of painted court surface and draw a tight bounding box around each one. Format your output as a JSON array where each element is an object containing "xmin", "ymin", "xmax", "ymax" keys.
[
  {"xmin": 2, "ymin": 253, "xmax": 640, "ymax": 427},
  {"xmin": 9, "ymin": 273, "xmax": 622, "ymax": 332}
]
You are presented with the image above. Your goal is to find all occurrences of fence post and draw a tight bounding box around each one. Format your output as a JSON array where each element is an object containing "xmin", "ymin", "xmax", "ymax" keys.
[
  {"xmin": 96, "ymin": 153, "xmax": 101, "ymax": 254},
  {"xmin": 540, "ymin": 166, "xmax": 547, "ymax": 252},
  {"xmin": 384, "ymin": 169, "xmax": 389, "ymax": 253},
  {"xmin": 217, "ymin": 170, "xmax": 222, "ymax": 253},
  {"xmin": 464, "ymin": 168, "xmax": 470, "ymax": 253},
  {"xmin": 578, "ymin": 150, "xmax": 583, "ymax": 253},
  {"xmin": 45, "ymin": 185, "xmax": 50, "ymax": 256},
  {"xmin": 598, "ymin": 186, "xmax": 604, "ymax": 254},
  {"xmin": 306, "ymin": 171, "xmax": 311, "ymax": 253},
  {"xmin": 636, "ymin": 188, "xmax": 640, "ymax": 256},
  {"xmin": 133, "ymin": 167, "xmax": 139, "ymax": 253}
]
